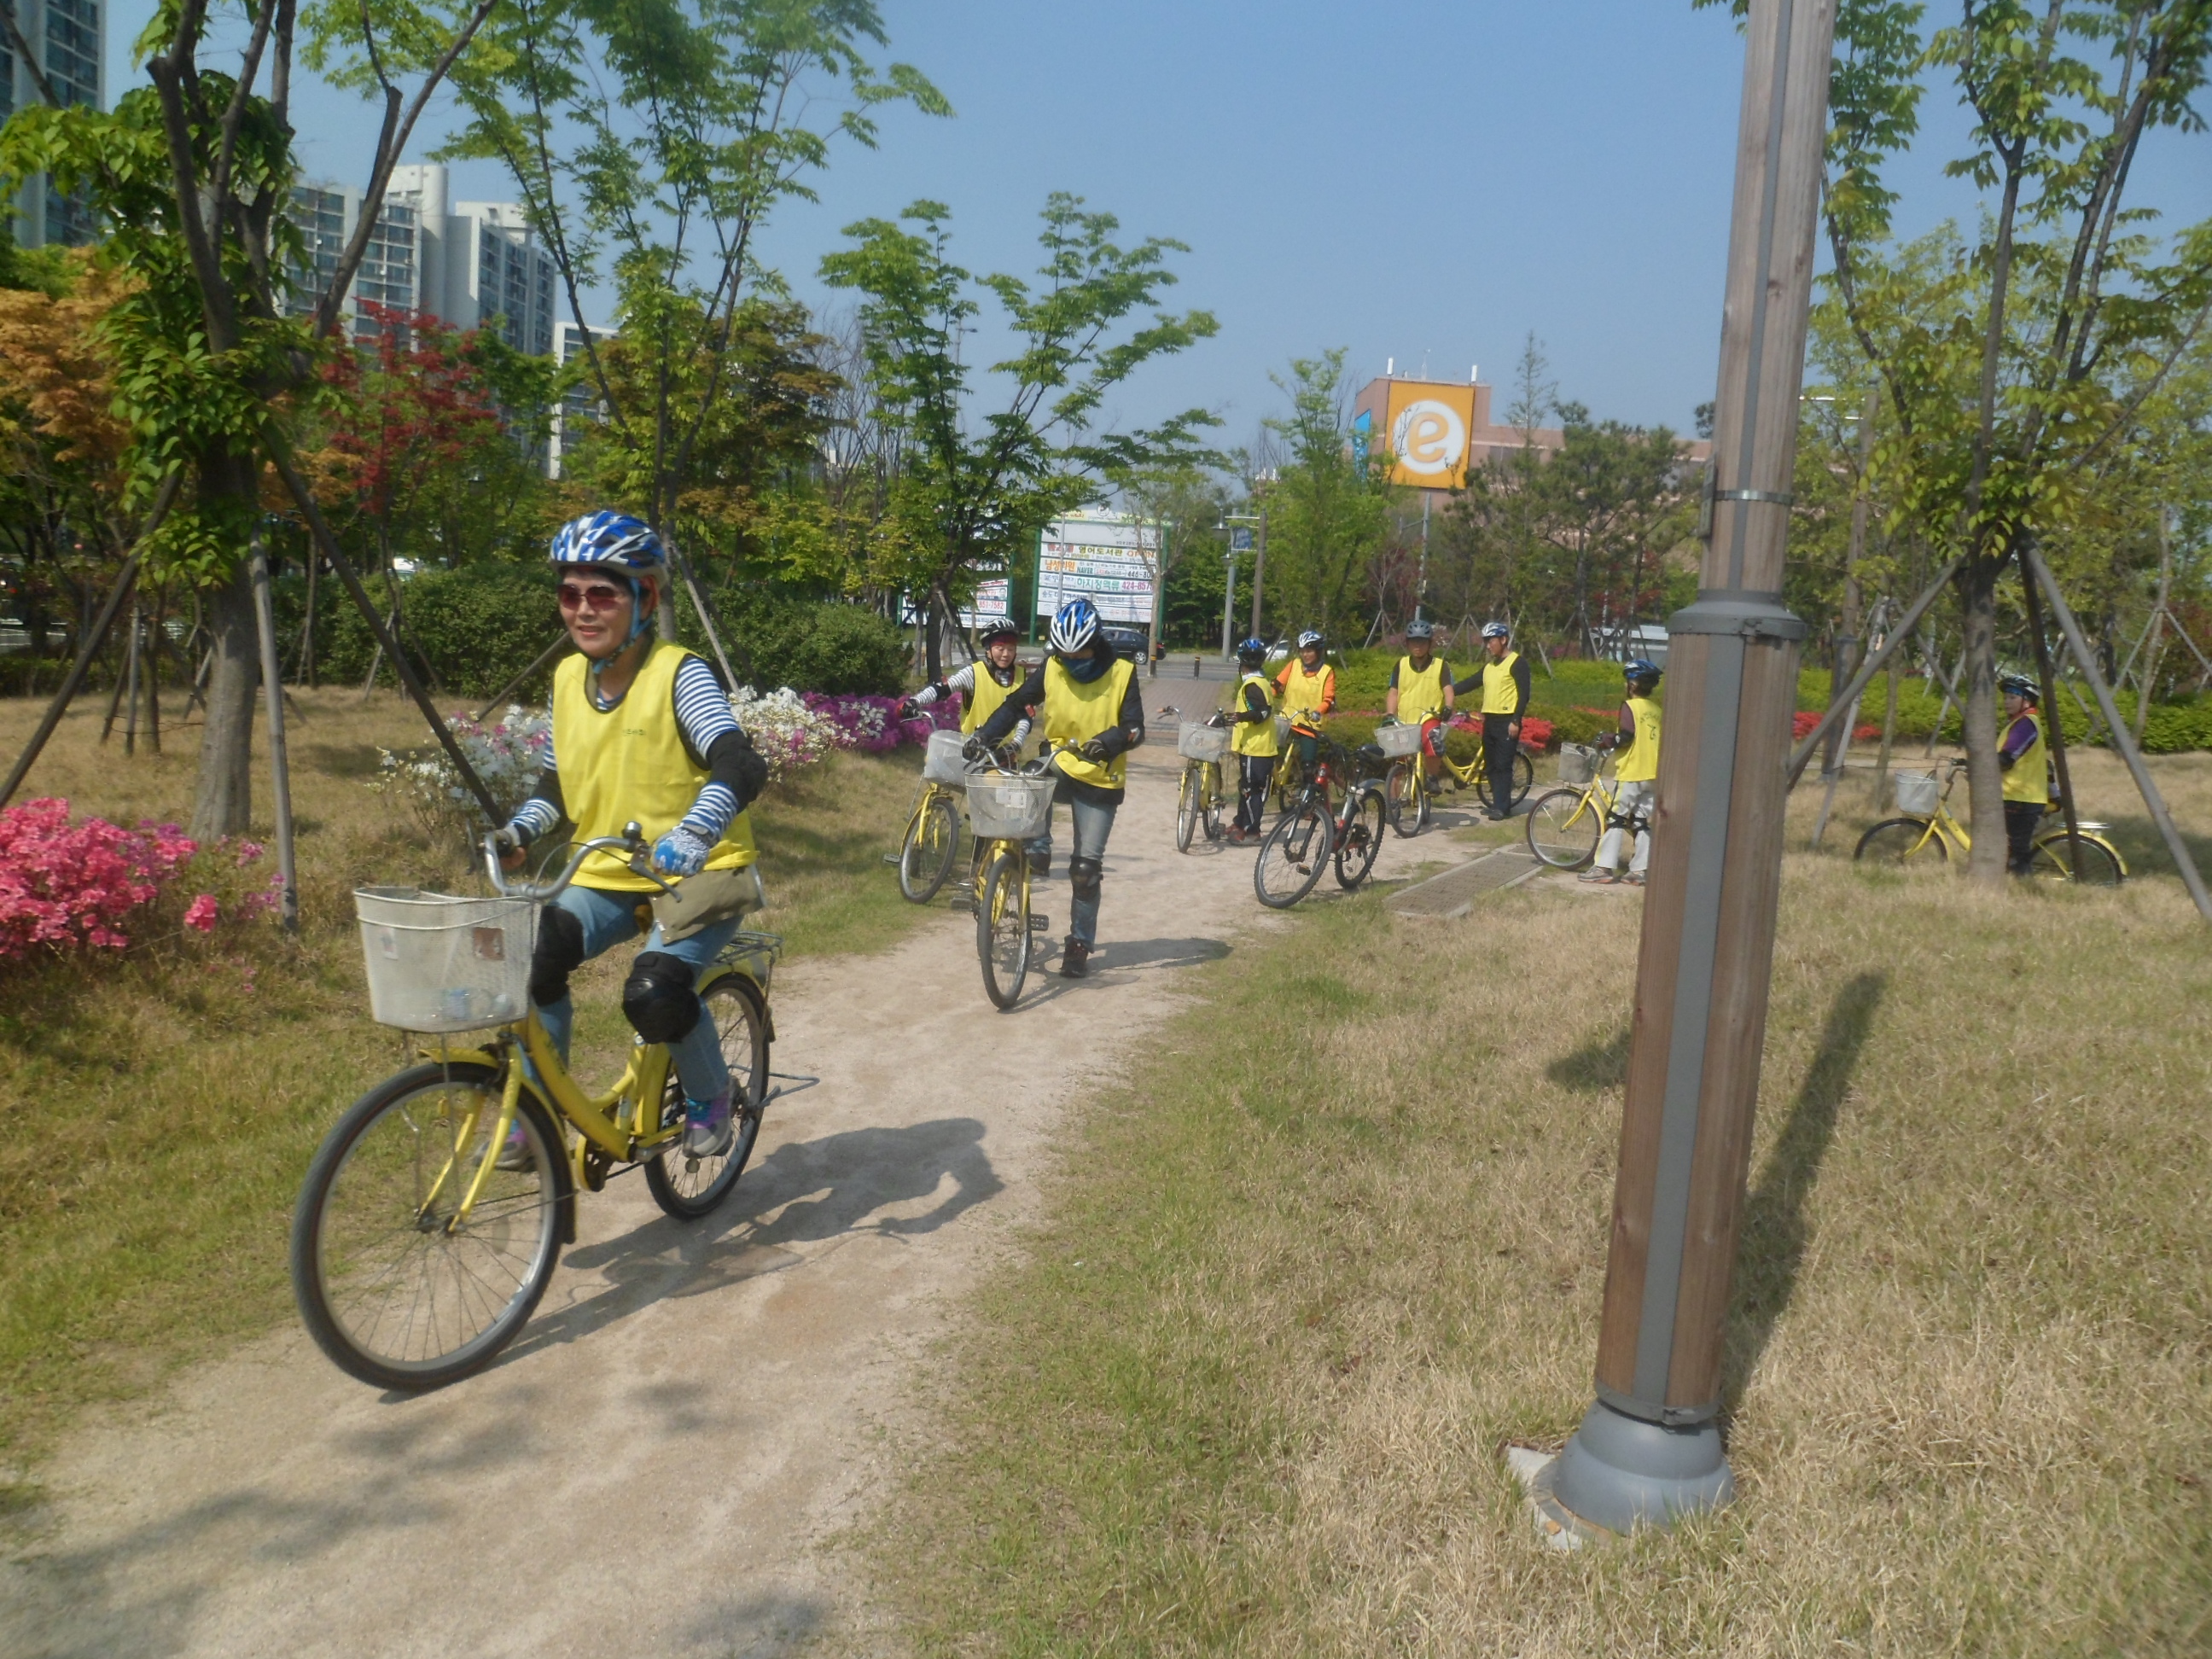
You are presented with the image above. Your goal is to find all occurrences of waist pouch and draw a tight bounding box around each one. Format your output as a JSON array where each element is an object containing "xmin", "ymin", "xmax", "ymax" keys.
[{"xmin": 649, "ymin": 864, "xmax": 765, "ymax": 945}]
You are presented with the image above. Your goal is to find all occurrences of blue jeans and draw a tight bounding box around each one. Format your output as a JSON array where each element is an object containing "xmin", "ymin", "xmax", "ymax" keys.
[
  {"xmin": 1027, "ymin": 768, "xmax": 1117, "ymax": 946},
  {"xmin": 538, "ymin": 883, "xmax": 741, "ymax": 1102}
]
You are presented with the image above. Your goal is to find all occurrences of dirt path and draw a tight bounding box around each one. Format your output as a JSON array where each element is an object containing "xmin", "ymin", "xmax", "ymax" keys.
[{"xmin": 0, "ymin": 749, "xmax": 1459, "ymax": 1659}]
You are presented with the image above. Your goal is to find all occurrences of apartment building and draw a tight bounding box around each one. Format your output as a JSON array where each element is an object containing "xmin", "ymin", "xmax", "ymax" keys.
[{"xmin": 4, "ymin": 0, "xmax": 104, "ymax": 247}]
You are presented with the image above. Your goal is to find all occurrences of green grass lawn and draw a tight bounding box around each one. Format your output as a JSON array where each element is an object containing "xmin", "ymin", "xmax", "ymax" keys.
[
  {"xmin": 0, "ymin": 691, "xmax": 932, "ymax": 1501},
  {"xmin": 870, "ymin": 773, "xmax": 2212, "ymax": 1654}
]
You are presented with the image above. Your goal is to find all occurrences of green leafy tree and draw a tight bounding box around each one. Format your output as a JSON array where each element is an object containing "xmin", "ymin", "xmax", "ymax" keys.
[
  {"xmin": 1254, "ymin": 349, "xmax": 1394, "ymax": 641},
  {"xmin": 821, "ymin": 194, "xmax": 1219, "ymax": 678},
  {"xmin": 1, "ymin": 0, "xmax": 506, "ymax": 835}
]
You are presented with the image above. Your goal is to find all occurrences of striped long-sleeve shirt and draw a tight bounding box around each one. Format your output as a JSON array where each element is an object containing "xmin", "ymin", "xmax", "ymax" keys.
[{"xmin": 509, "ymin": 654, "xmax": 747, "ymax": 845}]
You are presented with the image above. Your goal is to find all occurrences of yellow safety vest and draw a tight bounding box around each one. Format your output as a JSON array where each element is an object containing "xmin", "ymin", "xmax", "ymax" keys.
[
  {"xmin": 1480, "ymin": 650, "xmax": 1524, "ymax": 715},
  {"xmin": 552, "ymin": 640, "xmax": 757, "ymax": 891},
  {"xmin": 2002, "ymin": 708, "xmax": 2050, "ymax": 804},
  {"xmin": 1278, "ymin": 661, "xmax": 1335, "ymax": 730},
  {"xmin": 1229, "ymin": 672, "xmax": 1279, "ymax": 758},
  {"xmin": 1395, "ymin": 655, "xmax": 1447, "ymax": 725},
  {"xmin": 962, "ymin": 659, "xmax": 1022, "ymax": 736},
  {"xmin": 1044, "ymin": 655, "xmax": 1136, "ymax": 790},
  {"xmin": 1617, "ymin": 694, "xmax": 1662, "ymax": 783}
]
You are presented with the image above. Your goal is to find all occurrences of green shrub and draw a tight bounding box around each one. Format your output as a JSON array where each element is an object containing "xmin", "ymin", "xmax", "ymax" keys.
[
  {"xmin": 306, "ymin": 564, "xmax": 562, "ymax": 699},
  {"xmin": 695, "ymin": 586, "xmax": 905, "ymax": 696}
]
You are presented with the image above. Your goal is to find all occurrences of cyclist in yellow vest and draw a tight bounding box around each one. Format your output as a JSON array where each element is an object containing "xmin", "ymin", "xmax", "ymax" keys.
[
  {"xmin": 969, "ymin": 597, "xmax": 1145, "ymax": 980},
  {"xmin": 899, "ymin": 614, "xmax": 1034, "ymax": 751},
  {"xmin": 1583, "ymin": 658, "xmax": 1662, "ymax": 886},
  {"xmin": 1384, "ymin": 619, "xmax": 1454, "ymax": 778},
  {"xmin": 1223, "ymin": 636, "xmax": 1279, "ymax": 842},
  {"xmin": 1274, "ymin": 629, "xmax": 1336, "ymax": 777},
  {"xmin": 1448, "ymin": 620, "xmax": 1533, "ymax": 820},
  {"xmin": 1997, "ymin": 673, "xmax": 2052, "ymax": 876},
  {"xmin": 494, "ymin": 513, "xmax": 770, "ymax": 1160}
]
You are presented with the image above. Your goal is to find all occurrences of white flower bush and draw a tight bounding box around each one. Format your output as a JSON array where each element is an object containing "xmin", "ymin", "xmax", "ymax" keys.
[
  {"xmin": 730, "ymin": 684, "xmax": 852, "ymax": 781},
  {"xmin": 374, "ymin": 707, "xmax": 551, "ymax": 838}
]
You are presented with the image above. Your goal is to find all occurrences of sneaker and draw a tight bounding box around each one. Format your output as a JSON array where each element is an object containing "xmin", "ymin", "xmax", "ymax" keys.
[
  {"xmin": 495, "ymin": 1120, "xmax": 533, "ymax": 1171},
  {"xmin": 1621, "ymin": 871, "xmax": 1646, "ymax": 888},
  {"xmin": 1578, "ymin": 869, "xmax": 1619, "ymax": 885},
  {"xmin": 682, "ymin": 1091, "xmax": 735, "ymax": 1159},
  {"xmin": 1028, "ymin": 850, "xmax": 1051, "ymax": 879},
  {"xmin": 1061, "ymin": 937, "xmax": 1092, "ymax": 979}
]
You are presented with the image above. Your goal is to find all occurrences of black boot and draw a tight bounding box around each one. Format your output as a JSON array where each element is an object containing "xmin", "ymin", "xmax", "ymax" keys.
[
  {"xmin": 1028, "ymin": 849, "xmax": 1051, "ymax": 879},
  {"xmin": 1061, "ymin": 937, "xmax": 1091, "ymax": 979}
]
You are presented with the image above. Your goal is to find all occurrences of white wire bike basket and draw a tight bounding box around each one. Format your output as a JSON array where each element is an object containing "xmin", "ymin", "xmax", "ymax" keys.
[
  {"xmin": 922, "ymin": 727, "xmax": 971, "ymax": 784},
  {"xmin": 1558, "ymin": 742, "xmax": 1599, "ymax": 786},
  {"xmin": 1892, "ymin": 770, "xmax": 1941, "ymax": 817},
  {"xmin": 1178, "ymin": 724, "xmax": 1230, "ymax": 763},
  {"xmin": 1375, "ymin": 721, "xmax": 1423, "ymax": 759},
  {"xmin": 964, "ymin": 771, "xmax": 1057, "ymax": 841},
  {"xmin": 355, "ymin": 887, "xmax": 538, "ymax": 1033}
]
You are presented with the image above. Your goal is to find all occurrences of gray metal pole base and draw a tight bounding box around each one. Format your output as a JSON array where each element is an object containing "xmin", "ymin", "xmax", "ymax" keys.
[{"xmin": 1540, "ymin": 1400, "xmax": 1733, "ymax": 1537}]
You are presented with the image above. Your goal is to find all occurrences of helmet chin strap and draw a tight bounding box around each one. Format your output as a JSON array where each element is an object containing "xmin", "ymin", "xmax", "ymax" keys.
[{"xmin": 586, "ymin": 574, "xmax": 654, "ymax": 697}]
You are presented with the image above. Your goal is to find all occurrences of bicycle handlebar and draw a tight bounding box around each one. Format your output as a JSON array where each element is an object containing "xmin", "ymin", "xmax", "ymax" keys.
[{"xmin": 482, "ymin": 820, "xmax": 679, "ymax": 903}]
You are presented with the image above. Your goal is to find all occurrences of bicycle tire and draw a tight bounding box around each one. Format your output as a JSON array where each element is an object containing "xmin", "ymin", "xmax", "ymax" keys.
[
  {"xmin": 1854, "ymin": 817, "xmax": 1947, "ymax": 866},
  {"xmin": 1476, "ymin": 750, "xmax": 1535, "ymax": 813},
  {"xmin": 1335, "ymin": 785, "xmax": 1385, "ymax": 889},
  {"xmin": 1203, "ymin": 764, "xmax": 1226, "ymax": 841},
  {"xmin": 1175, "ymin": 765, "xmax": 1200, "ymax": 853},
  {"xmin": 1522, "ymin": 787, "xmax": 1598, "ymax": 868},
  {"xmin": 977, "ymin": 848, "xmax": 1032, "ymax": 1010},
  {"xmin": 645, "ymin": 973, "xmax": 771, "ymax": 1220},
  {"xmin": 2029, "ymin": 831, "xmax": 2125, "ymax": 888},
  {"xmin": 897, "ymin": 791, "xmax": 960, "ymax": 903},
  {"xmin": 1254, "ymin": 797, "xmax": 1336, "ymax": 909},
  {"xmin": 1383, "ymin": 761, "xmax": 1426, "ymax": 838},
  {"xmin": 291, "ymin": 1061, "xmax": 562, "ymax": 1390}
]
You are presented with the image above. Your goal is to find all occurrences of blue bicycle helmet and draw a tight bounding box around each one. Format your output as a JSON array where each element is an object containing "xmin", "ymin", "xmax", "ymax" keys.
[
  {"xmin": 550, "ymin": 511, "xmax": 665, "ymax": 573},
  {"xmin": 1049, "ymin": 596, "xmax": 1102, "ymax": 656},
  {"xmin": 1236, "ymin": 636, "xmax": 1267, "ymax": 667},
  {"xmin": 1624, "ymin": 657, "xmax": 1662, "ymax": 686}
]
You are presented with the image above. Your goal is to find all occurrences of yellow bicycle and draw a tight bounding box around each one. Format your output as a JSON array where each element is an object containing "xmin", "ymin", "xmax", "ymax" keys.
[
  {"xmin": 897, "ymin": 729, "xmax": 969, "ymax": 902},
  {"xmin": 1435, "ymin": 714, "xmax": 1534, "ymax": 812},
  {"xmin": 1523, "ymin": 745, "xmax": 1620, "ymax": 869},
  {"xmin": 1854, "ymin": 758, "xmax": 2125, "ymax": 883},
  {"xmin": 292, "ymin": 825, "xmax": 780, "ymax": 1389},
  {"xmin": 963, "ymin": 755, "xmax": 1057, "ymax": 1009},
  {"xmin": 1175, "ymin": 720, "xmax": 1230, "ymax": 851}
]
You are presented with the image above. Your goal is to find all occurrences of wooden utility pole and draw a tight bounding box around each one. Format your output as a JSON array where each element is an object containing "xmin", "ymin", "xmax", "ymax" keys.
[{"xmin": 1540, "ymin": 0, "xmax": 1835, "ymax": 1538}]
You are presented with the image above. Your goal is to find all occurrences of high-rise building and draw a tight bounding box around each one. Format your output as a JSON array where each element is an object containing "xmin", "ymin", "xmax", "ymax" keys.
[
  {"xmin": 547, "ymin": 318, "xmax": 614, "ymax": 479},
  {"xmin": 288, "ymin": 164, "xmax": 559, "ymax": 357},
  {"xmin": 5, "ymin": 0, "xmax": 106, "ymax": 247}
]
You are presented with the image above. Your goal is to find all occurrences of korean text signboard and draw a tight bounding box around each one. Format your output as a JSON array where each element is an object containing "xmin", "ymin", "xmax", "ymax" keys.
[{"xmin": 1035, "ymin": 515, "xmax": 1158, "ymax": 625}]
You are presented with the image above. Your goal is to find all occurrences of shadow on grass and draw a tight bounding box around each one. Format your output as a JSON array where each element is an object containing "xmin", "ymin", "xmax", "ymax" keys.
[
  {"xmin": 1725, "ymin": 969, "xmax": 1887, "ymax": 1411},
  {"xmin": 1546, "ymin": 1022, "xmax": 1632, "ymax": 1093},
  {"xmin": 2093, "ymin": 810, "xmax": 2212, "ymax": 884}
]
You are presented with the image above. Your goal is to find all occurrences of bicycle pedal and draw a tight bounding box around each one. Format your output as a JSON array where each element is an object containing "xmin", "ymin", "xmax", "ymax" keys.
[{"xmin": 1028, "ymin": 913, "xmax": 1051, "ymax": 931}]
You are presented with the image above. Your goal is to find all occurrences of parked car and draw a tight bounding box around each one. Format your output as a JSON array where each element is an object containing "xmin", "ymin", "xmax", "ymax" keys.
[{"xmin": 1103, "ymin": 626, "xmax": 1150, "ymax": 659}]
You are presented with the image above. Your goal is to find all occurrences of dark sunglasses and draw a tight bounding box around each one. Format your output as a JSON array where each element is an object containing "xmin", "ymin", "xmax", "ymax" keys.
[{"xmin": 557, "ymin": 580, "xmax": 630, "ymax": 611}]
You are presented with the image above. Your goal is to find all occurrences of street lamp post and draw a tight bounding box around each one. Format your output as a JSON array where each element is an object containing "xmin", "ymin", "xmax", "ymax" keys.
[{"xmin": 1221, "ymin": 514, "xmax": 1260, "ymax": 660}]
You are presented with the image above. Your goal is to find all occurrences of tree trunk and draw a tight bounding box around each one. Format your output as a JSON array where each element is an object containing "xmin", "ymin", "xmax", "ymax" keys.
[
  {"xmin": 190, "ymin": 562, "xmax": 261, "ymax": 839},
  {"xmin": 1957, "ymin": 557, "xmax": 2006, "ymax": 882}
]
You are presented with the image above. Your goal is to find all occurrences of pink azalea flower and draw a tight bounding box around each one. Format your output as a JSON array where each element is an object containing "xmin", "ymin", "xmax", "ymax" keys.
[{"xmin": 183, "ymin": 894, "xmax": 219, "ymax": 933}]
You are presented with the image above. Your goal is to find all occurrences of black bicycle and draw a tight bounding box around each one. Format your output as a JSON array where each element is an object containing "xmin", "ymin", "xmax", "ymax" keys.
[{"xmin": 1254, "ymin": 736, "xmax": 1388, "ymax": 908}]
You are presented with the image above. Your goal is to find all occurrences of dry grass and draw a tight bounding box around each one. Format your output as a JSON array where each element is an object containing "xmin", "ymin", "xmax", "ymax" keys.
[
  {"xmin": 873, "ymin": 747, "xmax": 2212, "ymax": 1654},
  {"xmin": 0, "ymin": 687, "xmax": 929, "ymax": 1491}
]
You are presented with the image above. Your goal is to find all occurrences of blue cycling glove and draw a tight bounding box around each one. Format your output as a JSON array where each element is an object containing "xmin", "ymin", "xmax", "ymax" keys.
[{"xmin": 650, "ymin": 825, "xmax": 713, "ymax": 876}]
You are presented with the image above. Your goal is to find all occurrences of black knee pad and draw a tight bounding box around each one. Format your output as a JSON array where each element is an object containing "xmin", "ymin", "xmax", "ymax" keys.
[
  {"xmin": 1069, "ymin": 855, "xmax": 1103, "ymax": 901},
  {"xmin": 621, "ymin": 952, "xmax": 701, "ymax": 1045},
  {"xmin": 528, "ymin": 904, "xmax": 587, "ymax": 1007},
  {"xmin": 1605, "ymin": 807, "xmax": 1639, "ymax": 832}
]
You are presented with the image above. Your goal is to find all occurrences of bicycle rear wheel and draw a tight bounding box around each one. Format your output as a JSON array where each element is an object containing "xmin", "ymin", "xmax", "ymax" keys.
[
  {"xmin": 291, "ymin": 1062, "xmax": 562, "ymax": 1390},
  {"xmin": 1383, "ymin": 762, "xmax": 1429, "ymax": 838},
  {"xmin": 1176, "ymin": 765, "xmax": 1199, "ymax": 852},
  {"xmin": 977, "ymin": 848, "xmax": 1033, "ymax": 1010},
  {"xmin": 1254, "ymin": 797, "xmax": 1336, "ymax": 909},
  {"xmin": 1334, "ymin": 786, "xmax": 1385, "ymax": 888},
  {"xmin": 898, "ymin": 791, "xmax": 960, "ymax": 902},
  {"xmin": 1854, "ymin": 817, "xmax": 1946, "ymax": 866},
  {"xmin": 1202, "ymin": 764, "xmax": 1226, "ymax": 841},
  {"xmin": 646, "ymin": 973, "xmax": 771, "ymax": 1220},
  {"xmin": 1476, "ymin": 750, "xmax": 1535, "ymax": 813},
  {"xmin": 1525, "ymin": 787, "xmax": 1600, "ymax": 869},
  {"xmin": 2029, "ymin": 831, "xmax": 2124, "ymax": 887}
]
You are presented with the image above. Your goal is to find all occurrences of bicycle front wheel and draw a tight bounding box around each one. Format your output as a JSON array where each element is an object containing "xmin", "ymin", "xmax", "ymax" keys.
[
  {"xmin": 1383, "ymin": 762, "xmax": 1426, "ymax": 838},
  {"xmin": 1335, "ymin": 786, "xmax": 1385, "ymax": 889},
  {"xmin": 898, "ymin": 790, "xmax": 961, "ymax": 903},
  {"xmin": 291, "ymin": 1062, "xmax": 562, "ymax": 1390},
  {"xmin": 1854, "ymin": 817, "xmax": 1946, "ymax": 866},
  {"xmin": 1254, "ymin": 798, "xmax": 1336, "ymax": 909},
  {"xmin": 646, "ymin": 973, "xmax": 771, "ymax": 1220},
  {"xmin": 1524, "ymin": 787, "xmax": 1600, "ymax": 869},
  {"xmin": 977, "ymin": 848, "xmax": 1033, "ymax": 1010},
  {"xmin": 2029, "ymin": 831, "xmax": 2125, "ymax": 887},
  {"xmin": 1176, "ymin": 765, "xmax": 1199, "ymax": 853},
  {"xmin": 1202, "ymin": 763, "xmax": 1226, "ymax": 841}
]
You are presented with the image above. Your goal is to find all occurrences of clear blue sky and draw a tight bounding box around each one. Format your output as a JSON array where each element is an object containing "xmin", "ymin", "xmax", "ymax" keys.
[{"xmin": 109, "ymin": 0, "xmax": 2212, "ymax": 448}]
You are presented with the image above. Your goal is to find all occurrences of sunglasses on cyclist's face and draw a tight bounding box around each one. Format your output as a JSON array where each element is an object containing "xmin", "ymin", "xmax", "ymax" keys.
[{"xmin": 557, "ymin": 580, "xmax": 631, "ymax": 612}]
